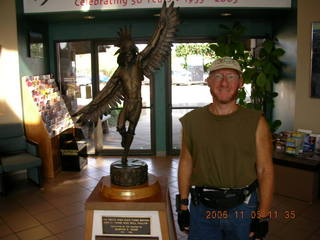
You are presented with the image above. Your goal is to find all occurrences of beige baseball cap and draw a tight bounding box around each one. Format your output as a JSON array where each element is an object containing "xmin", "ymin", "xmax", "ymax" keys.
[{"xmin": 208, "ymin": 57, "xmax": 242, "ymax": 74}]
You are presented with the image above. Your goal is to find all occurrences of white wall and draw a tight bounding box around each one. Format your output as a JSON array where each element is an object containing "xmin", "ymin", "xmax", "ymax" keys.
[
  {"xmin": 273, "ymin": 12, "xmax": 297, "ymax": 132},
  {"xmin": 295, "ymin": 0, "xmax": 320, "ymax": 133},
  {"xmin": 0, "ymin": 1, "xmax": 23, "ymax": 125}
]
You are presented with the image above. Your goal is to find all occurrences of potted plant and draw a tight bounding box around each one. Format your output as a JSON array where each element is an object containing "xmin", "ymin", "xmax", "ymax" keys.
[{"xmin": 209, "ymin": 22, "xmax": 284, "ymax": 132}]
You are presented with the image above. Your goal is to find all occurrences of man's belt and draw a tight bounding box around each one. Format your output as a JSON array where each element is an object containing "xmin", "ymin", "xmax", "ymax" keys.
[
  {"xmin": 196, "ymin": 179, "xmax": 258, "ymax": 194},
  {"xmin": 191, "ymin": 180, "xmax": 258, "ymax": 210}
]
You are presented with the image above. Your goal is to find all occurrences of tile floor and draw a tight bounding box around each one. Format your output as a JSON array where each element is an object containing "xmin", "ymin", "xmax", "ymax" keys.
[{"xmin": 1, "ymin": 156, "xmax": 320, "ymax": 240}]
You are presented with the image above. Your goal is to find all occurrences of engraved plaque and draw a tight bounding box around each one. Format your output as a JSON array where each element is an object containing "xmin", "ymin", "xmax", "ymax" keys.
[
  {"xmin": 102, "ymin": 217, "xmax": 151, "ymax": 235},
  {"xmin": 95, "ymin": 236, "xmax": 158, "ymax": 240}
]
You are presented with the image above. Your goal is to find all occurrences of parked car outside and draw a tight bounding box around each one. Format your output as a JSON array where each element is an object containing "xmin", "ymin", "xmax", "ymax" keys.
[{"xmin": 172, "ymin": 70, "xmax": 192, "ymax": 86}]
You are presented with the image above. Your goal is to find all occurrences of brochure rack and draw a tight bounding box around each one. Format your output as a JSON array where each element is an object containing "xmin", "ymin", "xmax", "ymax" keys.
[{"xmin": 22, "ymin": 74, "xmax": 74, "ymax": 178}]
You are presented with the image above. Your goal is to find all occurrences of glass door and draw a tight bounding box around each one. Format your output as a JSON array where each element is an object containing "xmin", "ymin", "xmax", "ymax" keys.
[
  {"xmin": 56, "ymin": 40, "xmax": 95, "ymax": 152},
  {"xmin": 57, "ymin": 40, "xmax": 154, "ymax": 155},
  {"xmin": 168, "ymin": 43, "xmax": 214, "ymax": 154},
  {"xmin": 56, "ymin": 41, "xmax": 93, "ymax": 115},
  {"xmin": 168, "ymin": 41, "xmax": 255, "ymax": 154},
  {"xmin": 96, "ymin": 42, "xmax": 154, "ymax": 155}
]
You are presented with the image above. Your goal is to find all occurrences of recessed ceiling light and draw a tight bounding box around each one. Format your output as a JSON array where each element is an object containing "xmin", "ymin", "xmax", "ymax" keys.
[
  {"xmin": 83, "ymin": 15, "xmax": 95, "ymax": 20},
  {"xmin": 221, "ymin": 13, "xmax": 232, "ymax": 17}
]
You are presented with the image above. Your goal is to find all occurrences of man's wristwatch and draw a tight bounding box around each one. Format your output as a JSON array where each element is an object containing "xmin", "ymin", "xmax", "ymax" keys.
[
  {"xmin": 175, "ymin": 194, "xmax": 190, "ymax": 232},
  {"xmin": 176, "ymin": 194, "xmax": 189, "ymax": 213},
  {"xmin": 180, "ymin": 198, "xmax": 189, "ymax": 206},
  {"xmin": 258, "ymin": 217, "xmax": 270, "ymax": 223}
]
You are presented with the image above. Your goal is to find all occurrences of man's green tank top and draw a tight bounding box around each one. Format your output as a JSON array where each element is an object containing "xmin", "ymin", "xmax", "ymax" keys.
[{"xmin": 180, "ymin": 105, "xmax": 262, "ymax": 188}]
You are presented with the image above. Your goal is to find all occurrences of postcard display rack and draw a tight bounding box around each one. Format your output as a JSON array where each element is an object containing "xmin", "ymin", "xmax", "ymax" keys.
[
  {"xmin": 85, "ymin": 175, "xmax": 177, "ymax": 240},
  {"xmin": 22, "ymin": 74, "xmax": 74, "ymax": 178}
]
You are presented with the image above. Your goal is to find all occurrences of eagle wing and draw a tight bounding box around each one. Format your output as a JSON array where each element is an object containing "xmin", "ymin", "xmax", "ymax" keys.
[
  {"xmin": 72, "ymin": 68, "xmax": 124, "ymax": 125},
  {"xmin": 72, "ymin": 3, "xmax": 179, "ymax": 125},
  {"xmin": 140, "ymin": 2, "xmax": 180, "ymax": 79}
]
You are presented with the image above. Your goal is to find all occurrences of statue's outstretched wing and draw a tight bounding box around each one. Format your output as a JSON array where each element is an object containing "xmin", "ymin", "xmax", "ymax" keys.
[
  {"xmin": 140, "ymin": 2, "xmax": 180, "ymax": 79},
  {"xmin": 72, "ymin": 69, "xmax": 124, "ymax": 125}
]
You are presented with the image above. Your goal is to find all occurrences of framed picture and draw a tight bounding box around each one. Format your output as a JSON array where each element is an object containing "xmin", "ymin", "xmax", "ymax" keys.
[
  {"xmin": 28, "ymin": 31, "xmax": 44, "ymax": 58},
  {"xmin": 311, "ymin": 22, "xmax": 320, "ymax": 98}
]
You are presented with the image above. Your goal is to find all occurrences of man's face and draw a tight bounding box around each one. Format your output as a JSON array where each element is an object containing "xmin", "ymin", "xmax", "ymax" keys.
[{"xmin": 207, "ymin": 68, "xmax": 243, "ymax": 104}]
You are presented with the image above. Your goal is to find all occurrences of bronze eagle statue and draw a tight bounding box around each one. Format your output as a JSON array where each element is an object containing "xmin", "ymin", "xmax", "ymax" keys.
[{"xmin": 73, "ymin": 2, "xmax": 180, "ymax": 164}]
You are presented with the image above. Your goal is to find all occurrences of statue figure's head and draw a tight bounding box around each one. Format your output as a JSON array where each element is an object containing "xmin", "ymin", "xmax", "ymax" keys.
[{"xmin": 115, "ymin": 26, "xmax": 139, "ymax": 66}]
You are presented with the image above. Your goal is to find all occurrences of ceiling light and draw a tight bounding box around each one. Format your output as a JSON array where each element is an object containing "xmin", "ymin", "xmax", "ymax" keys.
[
  {"xmin": 221, "ymin": 13, "xmax": 232, "ymax": 17},
  {"xmin": 83, "ymin": 16, "xmax": 95, "ymax": 20}
]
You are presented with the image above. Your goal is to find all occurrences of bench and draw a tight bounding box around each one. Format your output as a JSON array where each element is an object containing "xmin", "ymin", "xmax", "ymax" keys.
[{"xmin": 0, "ymin": 125, "xmax": 42, "ymax": 194}]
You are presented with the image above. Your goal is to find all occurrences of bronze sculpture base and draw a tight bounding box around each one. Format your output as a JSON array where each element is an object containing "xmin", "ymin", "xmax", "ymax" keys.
[
  {"xmin": 110, "ymin": 159, "xmax": 148, "ymax": 187},
  {"xmin": 100, "ymin": 174, "xmax": 160, "ymax": 200}
]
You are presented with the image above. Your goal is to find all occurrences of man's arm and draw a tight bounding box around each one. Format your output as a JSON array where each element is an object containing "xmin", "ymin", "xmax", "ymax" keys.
[
  {"xmin": 178, "ymin": 131, "xmax": 193, "ymax": 210},
  {"xmin": 255, "ymin": 116, "xmax": 274, "ymax": 217}
]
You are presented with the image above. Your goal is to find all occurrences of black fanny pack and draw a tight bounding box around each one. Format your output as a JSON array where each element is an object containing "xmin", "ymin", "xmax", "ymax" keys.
[{"xmin": 191, "ymin": 180, "xmax": 258, "ymax": 210}]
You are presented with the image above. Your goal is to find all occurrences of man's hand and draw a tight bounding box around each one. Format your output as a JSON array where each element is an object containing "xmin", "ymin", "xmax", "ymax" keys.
[
  {"xmin": 249, "ymin": 218, "xmax": 269, "ymax": 239},
  {"xmin": 178, "ymin": 209, "xmax": 190, "ymax": 232}
]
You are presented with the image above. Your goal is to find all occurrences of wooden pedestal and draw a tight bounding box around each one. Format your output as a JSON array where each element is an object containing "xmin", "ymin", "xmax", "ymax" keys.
[
  {"xmin": 84, "ymin": 175, "xmax": 177, "ymax": 240},
  {"xmin": 100, "ymin": 175, "xmax": 161, "ymax": 200}
]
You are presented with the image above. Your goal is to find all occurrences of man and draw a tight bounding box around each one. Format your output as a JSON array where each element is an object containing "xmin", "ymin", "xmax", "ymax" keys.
[{"xmin": 177, "ymin": 57, "xmax": 274, "ymax": 240}]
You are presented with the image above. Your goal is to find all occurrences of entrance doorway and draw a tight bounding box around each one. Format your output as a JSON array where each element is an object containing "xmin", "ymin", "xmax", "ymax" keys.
[
  {"xmin": 167, "ymin": 41, "xmax": 255, "ymax": 154},
  {"xmin": 95, "ymin": 42, "xmax": 154, "ymax": 155},
  {"xmin": 56, "ymin": 41, "xmax": 154, "ymax": 155}
]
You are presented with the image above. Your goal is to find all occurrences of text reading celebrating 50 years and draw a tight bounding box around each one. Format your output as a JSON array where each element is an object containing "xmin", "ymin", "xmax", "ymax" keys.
[{"xmin": 74, "ymin": 0, "xmax": 239, "ymax": 7}]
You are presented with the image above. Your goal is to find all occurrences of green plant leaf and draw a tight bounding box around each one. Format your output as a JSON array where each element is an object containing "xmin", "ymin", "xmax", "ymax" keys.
[
  {"xmin": 265, "ymin": 78, "xmax": 272, "ymax": 91},
  {"xmin": 269, "ymin": 119, "xmax": 282, "ymax": 133},
  {"xmin": 245, "ymin": 103, "xmax": 255, "ymax": 109},
  {"xmin": 257, "ymin": 72, "xmax": 267, "ymax": 87},
  {"xmin": 264, "ymin": 62, "xmax": 278, "ymax": 78},
  {"xmin": 273, "ymin": 48, "xmax": 285, "ymax": 57},
  {"xmin": 242, "ymin": 70, "xmax": 253, "ymax": 84},
  {"xmin": 253, "ymin": 61, "xmax": 262, "ymax": 67},
  {"xmin": 209, "ymin": 43, "xmax": 218, "ymax": 49},
  {"xmin": 236, "ymin": 43, "xmax": 245, "ymax": 54},
  {"xmin": 262, "ymin": 40, "xmax": 273, "ymax": 53},
  {"xmin": 238, "ymin": 87, "xmax": 246, "ymax": 100},
  {"xmin": 208, "ymin": 22, "xmax": 285, "ymax": 119}
]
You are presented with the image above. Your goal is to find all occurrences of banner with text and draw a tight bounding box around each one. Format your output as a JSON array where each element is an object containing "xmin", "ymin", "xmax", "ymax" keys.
[{"xmin": 24, "ymin": 0, "xmax": 292, "ymax": 13}]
